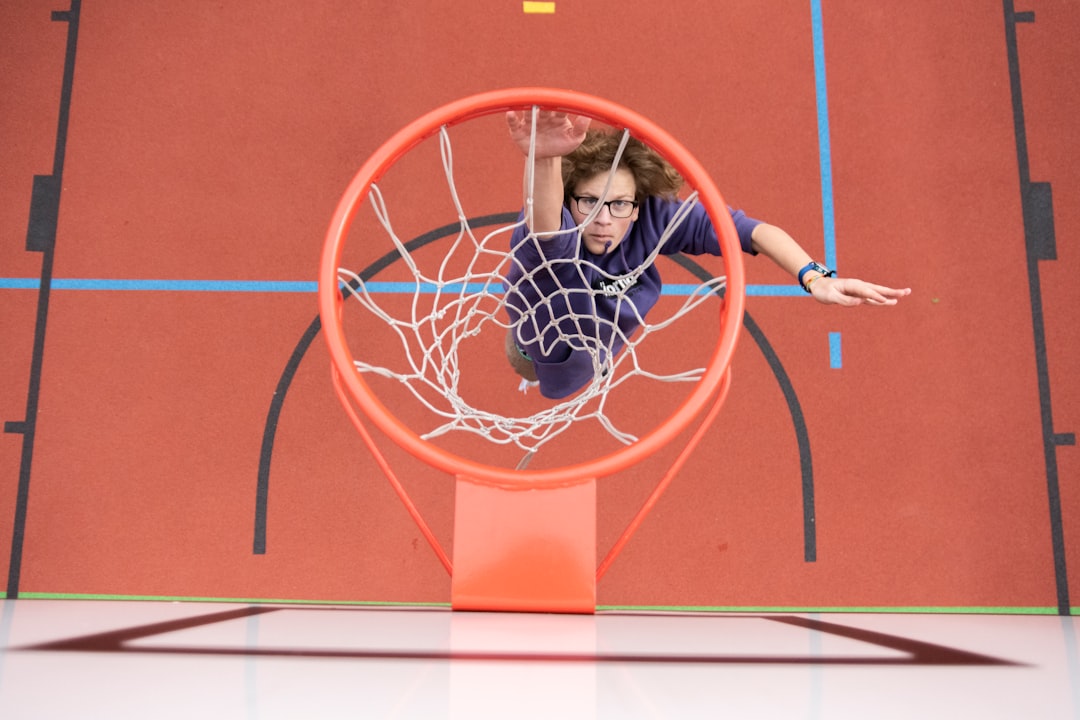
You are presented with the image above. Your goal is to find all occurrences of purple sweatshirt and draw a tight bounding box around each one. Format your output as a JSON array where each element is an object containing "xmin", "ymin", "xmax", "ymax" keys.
[{"xmin": 505, "ymin": 197, "xmax": 761, "ymax": 399}]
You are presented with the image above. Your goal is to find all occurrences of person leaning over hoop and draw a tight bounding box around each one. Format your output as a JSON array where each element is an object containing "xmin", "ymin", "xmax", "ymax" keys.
[{"xmin": 503, "ymin": 110, "xmax": 911, "ymax": 400}]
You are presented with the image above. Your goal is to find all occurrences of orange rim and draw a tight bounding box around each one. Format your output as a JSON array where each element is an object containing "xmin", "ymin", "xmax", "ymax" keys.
[{"xmin": 319, "ymin": 87, "xmax": 746, "ymax": 489}]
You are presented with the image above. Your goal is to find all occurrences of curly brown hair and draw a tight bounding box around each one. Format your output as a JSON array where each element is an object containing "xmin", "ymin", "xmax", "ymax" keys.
[{"xmin": 562, "ymin": 129, "xmax": 684, "ymax": 203}]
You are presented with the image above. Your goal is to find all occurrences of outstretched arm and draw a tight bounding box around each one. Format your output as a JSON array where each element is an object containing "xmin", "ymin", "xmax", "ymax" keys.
[
  {"xmin": 750, "ymin": 222, "xmax": 911, "ymax": 306},
  {"xmin": 506, "ymin": 109, "xmax": 590, "ymax": 235}
]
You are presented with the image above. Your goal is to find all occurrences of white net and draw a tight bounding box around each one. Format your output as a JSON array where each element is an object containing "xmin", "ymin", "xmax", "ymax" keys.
[{"xmin": 337, "ymin": 109, "xmax": 726, "ymax": 459}]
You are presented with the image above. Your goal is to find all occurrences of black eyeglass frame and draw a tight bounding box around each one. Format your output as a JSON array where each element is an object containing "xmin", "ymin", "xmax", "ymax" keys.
[{"xmin": 569, "ymin": 195, "xmax": 640, "ymax": 219}]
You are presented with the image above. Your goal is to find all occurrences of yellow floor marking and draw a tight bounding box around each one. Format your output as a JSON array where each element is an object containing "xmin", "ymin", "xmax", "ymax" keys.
[{"xmin": 523, "ymin": 2, "xmax": 555, "ymax": 13}]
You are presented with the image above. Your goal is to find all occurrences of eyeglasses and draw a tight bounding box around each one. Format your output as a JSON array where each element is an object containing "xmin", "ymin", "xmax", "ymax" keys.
[{"xmin": 571, "ymin": 195, "xmax": 639, "ymax": 219}]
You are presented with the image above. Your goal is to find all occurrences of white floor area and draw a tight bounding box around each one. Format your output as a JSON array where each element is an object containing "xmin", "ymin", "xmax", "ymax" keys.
[{"xmin": 1, "ymin": 600, "xmax": 1077, "ymax": 719}]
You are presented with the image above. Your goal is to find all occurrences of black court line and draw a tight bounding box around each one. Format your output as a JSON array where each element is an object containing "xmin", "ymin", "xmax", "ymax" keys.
[
  {"xmin": 252, "ymin": 213, "xmax": 518, "ymax": 555},
  {"xmin": 4, "ymin": 0, "xmax": 82, "ymax": 600},
  {"xmin": 671, "ymin": 254, "xmax": 817, "ymax": 563},
  {"xmin": 254, "ymin": 220, "xmax": 817, "ymax": 568},
  {"xmin": 1003, "ymin": 0, "xmax": 1072, "ymax": 615},
  {"xmin": 22, "ymin": 605, "xmax": 1017, "ymax": 666}
]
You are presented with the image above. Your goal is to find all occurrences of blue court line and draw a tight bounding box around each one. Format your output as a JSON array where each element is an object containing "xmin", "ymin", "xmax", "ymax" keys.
[
  {"xmin": 810, "ymin": 0, "xmax": 838, "ymax": 270},
  {"xmin": 0, "ymin": 278, "xmax": 318, "ymax": 292},
  {"xmin": 5, "ymin": 11, "xmax": 836, "ymax": 302},
  {"xmin": 829, "ymin": 331, "xmax": 842, "ymax": 369},
  {"xmin": 1, "ymin": 278, "xmax": 814, "ymax": 297}
]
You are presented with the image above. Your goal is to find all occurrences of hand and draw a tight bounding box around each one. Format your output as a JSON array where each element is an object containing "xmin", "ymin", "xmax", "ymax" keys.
[
  {"xmin": 506, "ymin": 109, "xmax": 590, "ymax": 159},
  {"xmin": 809, "ymin": 277, "xmax": 911, "ymax": 306}
]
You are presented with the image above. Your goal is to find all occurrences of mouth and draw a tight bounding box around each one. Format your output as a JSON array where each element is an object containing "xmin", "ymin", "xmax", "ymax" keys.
[{"xmin": 584, "ymin": 236, "xmax": 612, "ymax": 253}]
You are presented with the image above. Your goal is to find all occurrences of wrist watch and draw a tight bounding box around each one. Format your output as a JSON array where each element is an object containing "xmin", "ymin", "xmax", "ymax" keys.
[{"xmin": 797, "ymin": 261, "xmax": 836, "ymax": 293}]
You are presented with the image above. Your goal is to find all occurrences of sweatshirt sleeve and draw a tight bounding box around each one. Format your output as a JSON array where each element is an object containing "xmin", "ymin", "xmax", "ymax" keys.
[
  {"xmin": 508, "ymin": 207, "xmax": 580, "ymax": 271},
  {"xmin": 643, "ymin": 197, "xmax": 761, "ymax": 256}
]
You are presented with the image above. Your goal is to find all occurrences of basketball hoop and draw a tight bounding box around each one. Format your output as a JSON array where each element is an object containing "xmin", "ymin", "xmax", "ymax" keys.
[{"xmin": 319, "ymin": 88, "xmax": 745, "ymax": 611}]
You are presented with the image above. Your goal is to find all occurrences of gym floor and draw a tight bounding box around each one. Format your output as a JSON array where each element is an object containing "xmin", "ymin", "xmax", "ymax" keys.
[{"xmin": 2, "ymin": 599, "xmax": 1079, "ymax": 718}]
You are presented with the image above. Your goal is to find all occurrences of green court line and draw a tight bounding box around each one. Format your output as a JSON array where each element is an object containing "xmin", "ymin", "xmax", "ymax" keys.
[
  {"xmin": 598, "ymin": 604, "xmax": 1070, "ymax": 615},
  {"xmin": 3, "ymin": 592, "xmax": 1075, "ymax": 614}
]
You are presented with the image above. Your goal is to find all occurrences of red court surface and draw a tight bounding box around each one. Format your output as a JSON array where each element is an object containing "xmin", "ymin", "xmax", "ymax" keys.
[{"xmin": 1, "ymin": 0, "xmax": 1079, "ymax": 715}]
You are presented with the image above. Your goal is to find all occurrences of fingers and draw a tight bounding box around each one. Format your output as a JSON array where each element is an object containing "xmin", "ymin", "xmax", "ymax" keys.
[
  {"xmin": 537, "ymin": 110, "xmax": 576, "ymax": 134},
  {"xmin": 859, "ymin": 284, "xmax": 911, "ymax": 305},
  {"xmin": 823, "ymin": 278, "xmax": 910, "ymax": 306},
  {"xmin": 507, "ymin": 109, "xmax": 589, "ymax": 132},
  {"xmin": 863, "ymin": 282, "xmax": 911, "ymax": 297},
  {"xmin": 570, "ymin": 113, "xmax": 591, "ymax": 135},
  {"xmin": 505, "ymin": 110, "xmax": 527, "ymax": 138},
  {"xmin": 507, "ymin": 108, "xmax": 590, "ymax": 159},
  {"xmin": 857, "ymin": 285, "xmax": 894, "ymax": 304}
]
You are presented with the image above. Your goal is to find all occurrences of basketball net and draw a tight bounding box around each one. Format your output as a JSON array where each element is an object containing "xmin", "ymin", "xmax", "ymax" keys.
[{"xmin": 336, "ymin": 111, "xmax": 725, "ymax": 462}]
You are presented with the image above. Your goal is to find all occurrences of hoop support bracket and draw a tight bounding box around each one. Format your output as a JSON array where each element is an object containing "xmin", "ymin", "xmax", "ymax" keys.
[{"xmin": 451, "ymin": 476, "xmax": 597, "ymax": 613}]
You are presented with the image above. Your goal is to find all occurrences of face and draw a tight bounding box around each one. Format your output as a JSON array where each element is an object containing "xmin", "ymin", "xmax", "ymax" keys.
[{"xmin": 568, "ymin": 168, "xmax": 639, "ymax": 255}]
